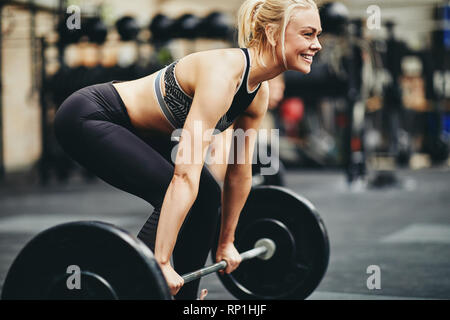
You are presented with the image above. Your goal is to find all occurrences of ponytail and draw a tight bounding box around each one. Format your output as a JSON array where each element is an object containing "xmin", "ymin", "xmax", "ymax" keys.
[{"xmin": 237, "ymin": 0, "xmax": 265, "ymax": 48}]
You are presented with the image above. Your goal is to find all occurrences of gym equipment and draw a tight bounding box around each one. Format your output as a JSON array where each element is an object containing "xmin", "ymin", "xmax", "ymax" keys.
[
  {"xmin": 85, "ymin": 17, "xmax": 108, "ymax": 45},
  {"xmin": 116, "ymin": 16, "xmax": 140, "ymax": 41},
  {"xmin": 2, "ymin": 186, "xmax": 329, "ymax": 300},
  {"xmin": 1, "ymin": 221, "xmax": 170, "ymax": 299},
  {"xmin": 57, "ymin": 16, "xmax": 84, "ymax": 46},
  {"xmin": 197, "ymin": 12, "xmax": 232, "ymax": 39},
  {"xmin": 170, "ymin": 14, "xmax": 201, "ymax": 39},
  {"xmin": 57, "ymin": 16, "xmax": 108, "ymax": 46},
  {"xmin": 212, "ymin": 186, "xmax": 329, "ymax": 299},
  {"xmin": 182, "ymin": 238, "xmax": 276, "ymax": 284},
  {"xmin": 149, "ymin": 14, "xmax": 174, "ymax": 44},
  {"xmin": 319, "ymin": 2, "xmax": 350, "ymax": 36}
]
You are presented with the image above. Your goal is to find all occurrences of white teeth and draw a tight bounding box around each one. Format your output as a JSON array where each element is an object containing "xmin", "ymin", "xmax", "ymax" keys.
[{"xmin": 300, "ymin": 54, "xmax": 313, "ymax": 62}]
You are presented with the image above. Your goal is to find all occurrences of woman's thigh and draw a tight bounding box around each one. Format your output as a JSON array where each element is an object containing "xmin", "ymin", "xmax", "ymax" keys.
[{"xmin": 55, "ymin": 91, "xmax": 175, "ymax": 207}]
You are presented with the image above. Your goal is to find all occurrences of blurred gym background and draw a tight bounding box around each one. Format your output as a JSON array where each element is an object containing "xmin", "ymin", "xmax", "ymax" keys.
[
  {"xmin": 0, "ymin": 0, "xmax": 449, "ymax": 187},
  {"xmin": 0, "ymin": 0, "xmax": 450, "ymax": 300}
]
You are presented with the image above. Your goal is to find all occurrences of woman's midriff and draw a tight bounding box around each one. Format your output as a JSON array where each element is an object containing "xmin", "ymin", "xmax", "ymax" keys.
[{"xmin": 112, "ymin": 72, "xmax": 175, "ymax": 137}]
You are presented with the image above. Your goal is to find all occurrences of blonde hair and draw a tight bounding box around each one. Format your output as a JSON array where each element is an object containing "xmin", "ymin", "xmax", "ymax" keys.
[{"xmin": 237, "ymin": 0, "xmax": 318, "ymax": 68}]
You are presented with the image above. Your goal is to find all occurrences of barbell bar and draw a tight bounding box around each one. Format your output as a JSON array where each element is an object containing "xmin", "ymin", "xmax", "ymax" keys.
[{"xmin": 182, "ymin": 238, "xmax": 276, "ymax": 284}]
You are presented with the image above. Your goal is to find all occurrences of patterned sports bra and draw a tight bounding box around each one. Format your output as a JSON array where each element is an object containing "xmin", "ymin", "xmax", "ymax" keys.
[{"xmin": 154, "ymin": 48, "xmax": 261, "ymax": 133}]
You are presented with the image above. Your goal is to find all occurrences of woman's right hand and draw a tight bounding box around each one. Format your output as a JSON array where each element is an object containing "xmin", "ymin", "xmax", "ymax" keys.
[{"xmin": 158, "ymin": 262, "xmax": 184, "ymax": 296}]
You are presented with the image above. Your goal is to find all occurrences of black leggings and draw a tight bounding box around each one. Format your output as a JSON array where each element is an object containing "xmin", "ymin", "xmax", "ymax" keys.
[{"xmin": 54, "ymin": 81, "xmax": 222, "ymax": 299}]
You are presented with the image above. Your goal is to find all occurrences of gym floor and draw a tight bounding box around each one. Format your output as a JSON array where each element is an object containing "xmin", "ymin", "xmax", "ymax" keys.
[{"xmin": 0, "ymin": 167, "xmax": 449, "ymax": 300}]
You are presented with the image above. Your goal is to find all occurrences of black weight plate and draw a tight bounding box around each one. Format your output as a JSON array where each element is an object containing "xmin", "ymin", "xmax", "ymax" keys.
[
  {"xmin": 1, "ymin": 221, "xmax": 171, "ymax": 300},
  {"xmin": 233, "ymin": 218, "xmax": 298, "ymax": 297},
  {"xmin": 212, "ymin": 186, "xmax": 329, "ymax": 300},
  {"xmin": 46, "ymin": 271, "xmax": 119, "ymax": 299}
]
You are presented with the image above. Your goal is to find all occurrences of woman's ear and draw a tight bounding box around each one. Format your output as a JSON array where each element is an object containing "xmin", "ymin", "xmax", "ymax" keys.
[{"xmin": 265, "ymin": 24, "xmax": 278, "ymax": 47}]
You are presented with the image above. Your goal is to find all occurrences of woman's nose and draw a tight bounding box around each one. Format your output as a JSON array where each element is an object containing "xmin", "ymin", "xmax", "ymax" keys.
[{"xmin": 312, "ymin": 38, "xmax": 322, "ymax": 51}]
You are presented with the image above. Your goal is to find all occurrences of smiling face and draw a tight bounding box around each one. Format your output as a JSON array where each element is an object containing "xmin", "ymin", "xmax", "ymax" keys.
[{"xmin": 277, "ymin": 7, "xmax": 322, "ymax": 73}]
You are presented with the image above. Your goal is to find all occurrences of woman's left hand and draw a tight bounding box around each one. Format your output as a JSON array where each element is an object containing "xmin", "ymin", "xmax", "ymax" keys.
[{"xmin": 215, "ymin": 242, "xmax": 242, "ymax": 274}]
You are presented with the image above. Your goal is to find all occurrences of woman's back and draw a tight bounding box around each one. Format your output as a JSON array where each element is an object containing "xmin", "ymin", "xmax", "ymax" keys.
[{"xmin": 112, "ymin": 48, "xmax": 249, "ymax": 137}]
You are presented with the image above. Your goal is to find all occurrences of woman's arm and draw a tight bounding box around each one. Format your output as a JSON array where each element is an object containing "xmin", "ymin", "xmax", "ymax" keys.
[
  {"xmin": 154, "ymin": 59, "xmax": 238, "ymax": 266},
  {"xmin": 218, "ymin": 81, "xmax": 269, "ymax": 250}
]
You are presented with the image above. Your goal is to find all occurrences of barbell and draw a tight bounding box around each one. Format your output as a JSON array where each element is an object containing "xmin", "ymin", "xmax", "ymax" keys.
[
  {"xmin": 1, "ymin": 186, "xmax": 329, "ymax": 300},
  {"xmin": 181, "ymin": 238, "xmax": 275, "ymax": 285}
]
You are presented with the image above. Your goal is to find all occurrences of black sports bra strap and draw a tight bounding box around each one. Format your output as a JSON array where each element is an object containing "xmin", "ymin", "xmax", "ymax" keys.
[{"xmin": 241, "ymin": 48, "xmax": 251, "ymax": 87}]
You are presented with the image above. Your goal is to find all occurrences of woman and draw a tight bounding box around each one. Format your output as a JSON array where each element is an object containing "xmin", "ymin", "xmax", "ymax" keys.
[{"xmin": 54, "ymin": 0, "xmax": 322, "ymax": 299}]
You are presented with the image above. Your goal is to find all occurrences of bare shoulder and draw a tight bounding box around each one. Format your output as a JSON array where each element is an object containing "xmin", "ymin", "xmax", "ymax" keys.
[
  {"xmin": 176, "ymin": 49, "xmax": 249, "ymax": 124},
  {"xmin": 182, "ymin": 48, "xmax": 246, "ymax": 85},
  {"xmin": 195, "ymin": 48, "xmax": 244, "ymax": 71}
]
